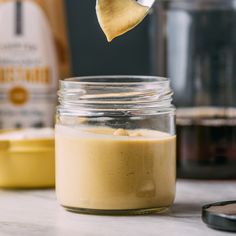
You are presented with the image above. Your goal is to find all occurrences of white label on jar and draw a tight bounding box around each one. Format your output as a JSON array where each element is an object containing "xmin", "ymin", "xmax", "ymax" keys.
[{"xmin": 0, "ymin": 1, "xmax": 59, "ymax": 128}]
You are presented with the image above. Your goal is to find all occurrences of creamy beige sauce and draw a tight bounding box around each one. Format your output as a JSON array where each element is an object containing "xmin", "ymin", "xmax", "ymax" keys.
[
  {"xmin": 96, "ymin": 0, "xmax": 149, "ymax": 42},
  {"xmin": 55, "ymin": 126, "xmax": 176, "ymax": 210}
]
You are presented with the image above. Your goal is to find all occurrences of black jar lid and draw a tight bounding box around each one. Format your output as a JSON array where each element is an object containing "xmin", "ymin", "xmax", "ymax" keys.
[
  {"xmin": 202, "ymin": 201, "xmax": 236, "ymax": 232},
  {"xmin": 162, "ymin": 0, "xmax": 235, "ymax": 11}
]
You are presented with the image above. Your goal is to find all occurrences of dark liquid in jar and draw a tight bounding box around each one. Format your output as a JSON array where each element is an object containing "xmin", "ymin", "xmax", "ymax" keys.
[{"xmin": 177, "ymin": 111, "xmax": 236, "ymax": 179}]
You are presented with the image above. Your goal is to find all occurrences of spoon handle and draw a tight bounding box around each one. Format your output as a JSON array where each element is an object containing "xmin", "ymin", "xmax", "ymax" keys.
[{"xmin": 137, "ymin": 0, "xmax": 155, "ymax": 8}]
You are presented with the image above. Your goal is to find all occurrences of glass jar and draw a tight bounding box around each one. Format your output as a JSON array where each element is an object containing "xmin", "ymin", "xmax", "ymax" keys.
[
  {"xmin": 55, "ymin": 76, "xmax": 176, "ymax": 215},
  {"xmin": 151, "ymin": 0, "xmax": 236, "ymax": 179}
]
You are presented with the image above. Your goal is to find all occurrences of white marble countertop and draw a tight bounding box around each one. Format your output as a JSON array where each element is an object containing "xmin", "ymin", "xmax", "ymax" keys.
[{"xmin": 0, "ymin": 180, "xmax": 235, "ymax": 236}]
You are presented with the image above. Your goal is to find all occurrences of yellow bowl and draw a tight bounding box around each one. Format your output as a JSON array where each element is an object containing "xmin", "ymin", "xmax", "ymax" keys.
[{"xmin": 0, "ymin": 137, "xmax": 55, "ymax": 189}]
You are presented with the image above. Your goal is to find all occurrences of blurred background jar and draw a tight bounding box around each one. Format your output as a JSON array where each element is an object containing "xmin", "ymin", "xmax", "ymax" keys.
[
  {"xmin": 0, "ymin": 0, "xmax": 70, "ymax": 129},
  {"xmin": 151, "ymin": 0, "xmax": 236, "ymax": 179}
]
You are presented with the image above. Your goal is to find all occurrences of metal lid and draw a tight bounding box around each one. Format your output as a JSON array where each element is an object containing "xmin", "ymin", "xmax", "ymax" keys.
[{"xmin": 202, "ymin": 201, "xmax": 236, "ymax": 232}]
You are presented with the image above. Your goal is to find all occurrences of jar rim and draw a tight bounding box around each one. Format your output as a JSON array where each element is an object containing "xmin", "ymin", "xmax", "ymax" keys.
[
  {"xmin": 58, "ymin": 75, "xmax": 175, "ymax": 117},
  {"xmin": 61, "ymin": 75, "xmax": 169, "ymax": 87}
]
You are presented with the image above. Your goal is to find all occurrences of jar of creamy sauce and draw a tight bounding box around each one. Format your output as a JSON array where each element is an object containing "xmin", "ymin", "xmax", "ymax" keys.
[{"xmin": 55, "ymin": 76, "xmax": 176, "ymax": 215}]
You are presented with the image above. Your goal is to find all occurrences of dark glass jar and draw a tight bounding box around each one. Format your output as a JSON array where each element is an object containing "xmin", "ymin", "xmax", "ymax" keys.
[{"xmin": 152, "ymin": 0, "xmax": 236, "ymax": 179}]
